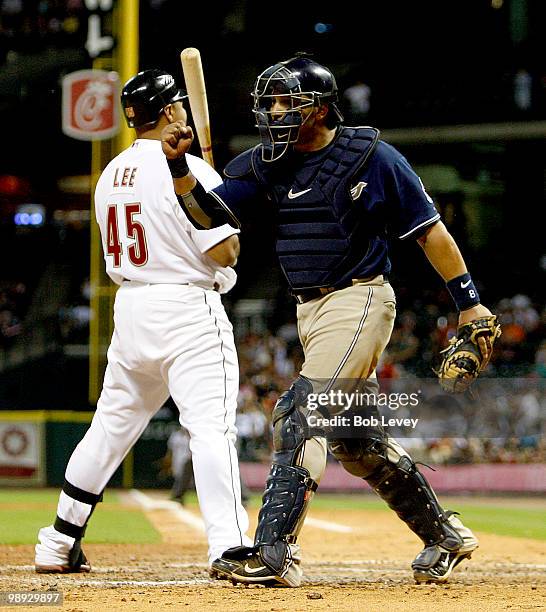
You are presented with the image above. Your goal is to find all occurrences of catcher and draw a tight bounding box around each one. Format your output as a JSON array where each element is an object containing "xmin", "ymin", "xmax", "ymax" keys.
[{"xmin": 167, "ymin": 55, "xmax": 502, "ymax": 586}]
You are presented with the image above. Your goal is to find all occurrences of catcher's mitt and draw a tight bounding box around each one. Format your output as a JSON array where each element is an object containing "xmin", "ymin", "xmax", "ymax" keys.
[{"xmin": 437, "ymin": 315, "xmax": 501, "ymax": 393}]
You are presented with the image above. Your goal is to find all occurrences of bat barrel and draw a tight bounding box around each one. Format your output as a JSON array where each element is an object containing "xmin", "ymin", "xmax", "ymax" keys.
[{"xmin": 181, "ymin": 48, "xmax": 214, "ymax": 167}]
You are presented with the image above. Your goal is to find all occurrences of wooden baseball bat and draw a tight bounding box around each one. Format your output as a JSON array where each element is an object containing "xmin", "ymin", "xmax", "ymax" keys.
[{"xmin": 180, "ymin": 47, "xmax": 214, "ymax": 168}]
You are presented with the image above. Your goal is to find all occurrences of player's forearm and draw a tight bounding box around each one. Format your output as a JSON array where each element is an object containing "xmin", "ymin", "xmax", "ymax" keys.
[
  {"xmin": 164, "ymin": 154, "xmax": 196, "ymax": 194},
  {"xmin": 206, "ymin": 234, "xmax": 240, "ymax": 267},
  {"xmin": 168, "ymin": 160, "xmax": 240, "ymax": 230},
  {"xmin": 172, "ymin": 173, "xmax": 197, "ymax": 195},
  {"xmin": 417, "ymin": 221, "xmax": 467, "ymax": 282},
  {"xmin": 418, "ymin": 221, "xmax": 484, "ymax": 313}
]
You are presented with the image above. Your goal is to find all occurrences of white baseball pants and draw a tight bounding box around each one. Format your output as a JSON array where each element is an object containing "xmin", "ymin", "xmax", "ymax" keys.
[{"xmin": 58, "ymin": 282, "xmax": 250, "ymax": 563}]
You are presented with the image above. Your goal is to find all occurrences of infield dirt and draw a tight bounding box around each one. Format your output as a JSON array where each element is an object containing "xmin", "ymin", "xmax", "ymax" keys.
[{"xmin": 1, "ymin": 498, "xmax": 544, "ymax": 611}]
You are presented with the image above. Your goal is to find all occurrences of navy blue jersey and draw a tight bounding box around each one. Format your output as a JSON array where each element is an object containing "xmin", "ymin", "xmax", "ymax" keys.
[
  {"xmin": 369, "ymin": 141, "xmax": 440, "ymax": 240},
  {"xmin": 213, "ymin": 138, "xmax": 440, "ymax": 288}
]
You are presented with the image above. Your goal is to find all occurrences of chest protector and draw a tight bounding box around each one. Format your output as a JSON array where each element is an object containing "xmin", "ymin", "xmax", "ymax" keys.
[{"xmin": 227, "ymin": 126, "xmax": 380, "ymax": 290}]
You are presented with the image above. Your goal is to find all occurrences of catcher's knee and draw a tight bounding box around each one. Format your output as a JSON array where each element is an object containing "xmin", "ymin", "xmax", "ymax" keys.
[
  {"xmin": 298, "ymin": 436, "xmax": 327, "ymax": 483},
  {"xmin": 271, "ymin": 376, "xmax": 314, "ymax": 466},
  {"xmin": 328, "ymin": 436, "xmax": 410, "ymax": 479}
]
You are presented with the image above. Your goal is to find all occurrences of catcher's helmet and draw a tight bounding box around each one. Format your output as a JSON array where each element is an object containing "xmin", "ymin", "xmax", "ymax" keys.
[
  {"xmin": 252, "ymin": 55, "xmax": 344, "ymax": 162},
  {"xmin": 121, "ymin": 69, "xmax": 187, "ymax": 129}
]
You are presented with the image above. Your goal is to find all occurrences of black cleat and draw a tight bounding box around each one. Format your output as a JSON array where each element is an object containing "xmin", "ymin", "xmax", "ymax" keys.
[
  {"xmin": 209, "ymin": 557, "xmax": 238, "ymax": 581},
  {"xmin": 412, "ymin": 512, "xmax": 479, "ymax": 584},
  {"xmin": 413, "ymin": 547, "xmax": 476, "ymax": 584},
  {"xmin": 226, "ymin": 543, "xmax": 302, "ymax": 587}
]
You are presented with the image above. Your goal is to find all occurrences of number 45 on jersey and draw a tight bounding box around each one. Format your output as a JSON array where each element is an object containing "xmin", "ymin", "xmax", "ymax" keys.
[{"xmin": 106, "ymin": 203, "xmax": 148, "ymax": 267}]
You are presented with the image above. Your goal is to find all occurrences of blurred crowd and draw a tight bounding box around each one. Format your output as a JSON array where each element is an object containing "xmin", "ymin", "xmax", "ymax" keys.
[
  {"xmin": 0, "ymin": 280, "xmax": 26, "ymax": 349},
  {"xmin": 235, "ymin": 330, "xmax": 300, "ymax": 461},
  {"xmin": 420, "ymin": 436, "xmax": 545, "ymax": 466},
  {"xmin": 234, "ymin": 291, "xmax": 546, "ymax": 466},
  {"xmin": 380, "ymin": 290, "xmax": 545, "ymax": 379}
]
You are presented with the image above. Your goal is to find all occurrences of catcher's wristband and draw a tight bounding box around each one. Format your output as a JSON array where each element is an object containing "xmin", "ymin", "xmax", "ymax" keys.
[
  {"xmin": 167, "ymin": 155, "xmax": 190, "ymax": 178},
  {"xmin": 446, "ymin": 273, "xmax": 480, "ymax": 311}
]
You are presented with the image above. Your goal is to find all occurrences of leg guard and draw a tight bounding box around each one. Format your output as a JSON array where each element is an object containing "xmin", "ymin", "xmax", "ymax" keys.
[
  {"xmin": 329, "ymin": 436, "xmax": 463, "ymax": 548},
  {"xmin": 219, "ymin": 458, "xmax": 318, "ymax": 585},
  {"xmin": 250, "ymin": 377, "xmax": 326, "ymax": 578},
  {"xmin": 364, "ymin": 441, "xmax": 463, "ymax": 548},
  {"xmin": 328, "ymin": 437, "xmax": 385, "ymax": 478},
  {"xmin": 330, "ymin": 435, "xmax": 478, "ymax": 584},
  {"xmin": 269, "ymin": 376, "xmax": 313, "ymax": 468},
  {"xmin": 254, "ymin": 463, "xmax": 318, "ymax": 548},
  {"xmin": 254, "ymin": 377, "xmax": 324, "ymax": 546},
  {"xmin": 213, "ymin": 377, "xmax": 325, "ymax": 586}
]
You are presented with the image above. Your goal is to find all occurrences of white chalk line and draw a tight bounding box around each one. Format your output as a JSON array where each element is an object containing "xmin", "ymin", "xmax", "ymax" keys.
[
  {"xmin": 305, "ymin": 517, "xmax": 353, "ymax": 533},
  {"xmin": 1, "ymin": 570, "xmax": 544, "ymax": 588},
  {"xmin": 82, "ymin": 579, "xmax": 213, "ymax": 587},
  {"xmin": 127, "ymin": 489, "xmax": 206, "ymax": 533},
  {"xmin": 0, "ymin": 576, "xmax": 212, "ymax": 587},
  {"xmin": 128, "ymin": 489, "xmax": 354, "ymax": 535}
]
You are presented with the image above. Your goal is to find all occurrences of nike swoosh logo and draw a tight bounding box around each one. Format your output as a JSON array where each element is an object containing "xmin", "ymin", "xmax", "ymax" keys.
[
  {"xmin": 287, "ymin": 188, "xmax": 312, "ymax": 199},
  {"xmin": 244, "ymin": 562, "xmax": 268, "ymax": 574},
  {"xmin": 350, "ymin": 181, "xmax": 368, "ymax": 200},
  {"xmin": 460, "ymin": 280, "xmax": 472, "ymax": 288}
]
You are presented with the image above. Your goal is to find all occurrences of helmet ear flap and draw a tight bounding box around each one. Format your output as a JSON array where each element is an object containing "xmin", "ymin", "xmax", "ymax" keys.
[{"xmin": 326, "ymin": 102, "xmax": 344, "ymax": 128}]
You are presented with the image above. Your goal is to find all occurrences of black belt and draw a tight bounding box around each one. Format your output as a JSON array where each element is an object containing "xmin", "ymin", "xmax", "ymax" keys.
[{"xmin": 292, "ymin": 275, "xmax": 388, "ymax": 304}]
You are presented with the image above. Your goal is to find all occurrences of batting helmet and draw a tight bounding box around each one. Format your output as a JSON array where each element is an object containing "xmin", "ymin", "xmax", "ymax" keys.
[
  {"xmin": 121, "ymin": 69, "xmax": 187, "ymax": 129},
  {"xmin": 252, "ymin": 55, "xmax": 344, "ymax": 162}
]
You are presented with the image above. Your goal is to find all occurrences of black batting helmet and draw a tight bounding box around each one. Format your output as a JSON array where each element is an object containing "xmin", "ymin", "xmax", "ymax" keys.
[
  {"xmin": 252, "ymin": 55, "xmax": 344, "ymax": 162},
  {"xmin": 121, "ymin": 69, "xmax": 187, "ymax": 129}
]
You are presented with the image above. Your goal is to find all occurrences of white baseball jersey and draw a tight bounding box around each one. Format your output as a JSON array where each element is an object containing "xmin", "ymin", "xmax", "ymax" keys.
[
  {"xmin": 35, "ymin": 138, "xmax": 251, "ymax": 570},
  {"xmin": 94, "ymin": 138, "xmax": 239, "ymax": 289}
]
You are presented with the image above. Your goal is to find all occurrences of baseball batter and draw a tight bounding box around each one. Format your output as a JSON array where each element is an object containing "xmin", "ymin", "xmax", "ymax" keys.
[
  {"xmin": 163, "ymin": 54, "xmax": 497, "ymax": 587},
  {"xmin": 34, "ymin": 69, "xmax": 251, "ymax": 573}
]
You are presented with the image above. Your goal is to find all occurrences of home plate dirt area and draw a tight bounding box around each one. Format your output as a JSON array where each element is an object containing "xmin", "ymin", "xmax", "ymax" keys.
[{"xmin": 1, "ymin": 494, "xmax": 544, "ymax": 611}]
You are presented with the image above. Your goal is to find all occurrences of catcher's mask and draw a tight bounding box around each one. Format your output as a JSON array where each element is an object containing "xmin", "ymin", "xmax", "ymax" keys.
[
  {"xmin": 121, "ymin": 69, "xmax": 187, "ymax": 129},
  {"xmin": 252, "ymin": 56, "xmax": 344, "ymax": 162}
]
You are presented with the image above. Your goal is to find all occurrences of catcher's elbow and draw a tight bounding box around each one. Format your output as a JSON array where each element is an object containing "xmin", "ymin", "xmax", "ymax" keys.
[{"xmin": 417, "ymin": 224, "xmax": 436, "ymax": 247}]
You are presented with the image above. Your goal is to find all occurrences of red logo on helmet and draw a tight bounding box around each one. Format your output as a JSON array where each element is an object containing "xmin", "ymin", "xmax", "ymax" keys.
[{"xmin": 62, "ymin": 69, "xmax": 120, "ymax": 141}]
